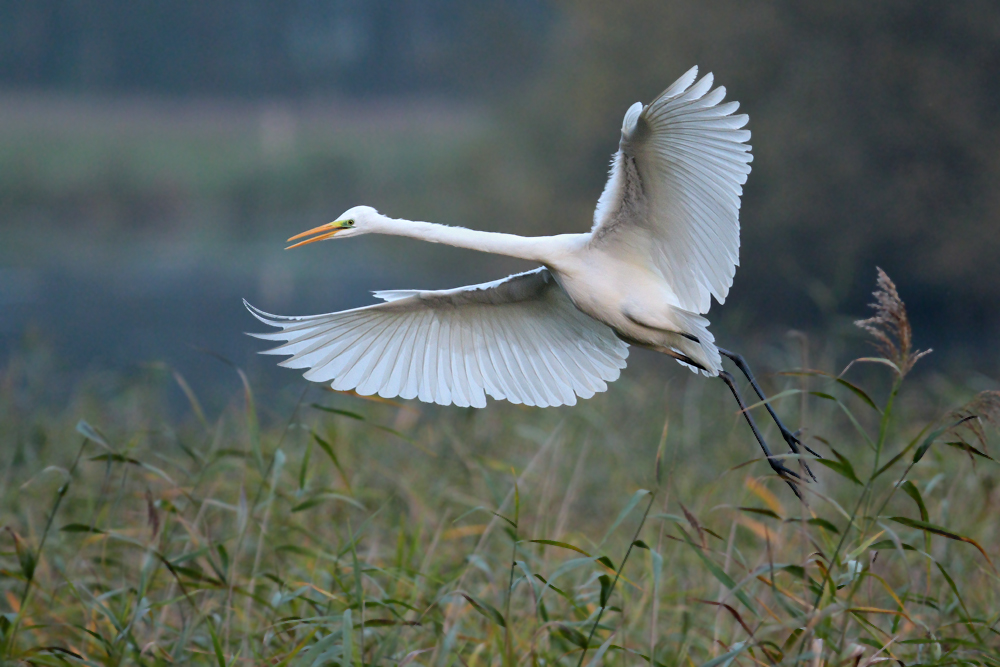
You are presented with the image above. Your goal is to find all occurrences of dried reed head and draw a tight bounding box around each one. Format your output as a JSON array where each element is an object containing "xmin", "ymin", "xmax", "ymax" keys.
[{"xmin": 855, "ymin": 267, "xmax": 931, "ymax": 377}]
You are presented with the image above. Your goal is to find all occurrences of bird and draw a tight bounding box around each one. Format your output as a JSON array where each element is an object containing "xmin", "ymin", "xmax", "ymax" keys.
[{"xmin": 245, "ymin": 66, "xmax": 816, "ymax": 494}]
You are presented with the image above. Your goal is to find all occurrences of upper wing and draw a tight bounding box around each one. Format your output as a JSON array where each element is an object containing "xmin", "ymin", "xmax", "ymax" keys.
[
  {"xmin": 591, "ymin": 66, "xmax": 752, "ymax": 314},
  {"xmin": 245, "ymin": 268, "xmax": 628, "ymax": 408}
]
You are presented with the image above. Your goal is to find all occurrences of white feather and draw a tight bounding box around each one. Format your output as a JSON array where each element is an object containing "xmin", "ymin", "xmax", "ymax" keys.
[
  {"xmin": 249, "ymin": 67, "xmax": 755, "ymax": 395},
  {"xmin": 592, "ymin": 69, "xmax": 752, "ymax": 315},
  {"xmin": 244, "ymin": 268, "xmax": 628, "ymax": 408}
]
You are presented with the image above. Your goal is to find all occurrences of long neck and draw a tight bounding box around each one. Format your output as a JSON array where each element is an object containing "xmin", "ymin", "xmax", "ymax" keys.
[{"xmin": 374, "ymin": 215, "xmax": 560, "ymax": 263}]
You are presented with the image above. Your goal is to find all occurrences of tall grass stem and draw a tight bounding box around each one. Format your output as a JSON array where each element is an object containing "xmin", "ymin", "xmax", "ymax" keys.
[{"xmin": 576, "ymin": 491, "xmax": 655, "ymax": 667}]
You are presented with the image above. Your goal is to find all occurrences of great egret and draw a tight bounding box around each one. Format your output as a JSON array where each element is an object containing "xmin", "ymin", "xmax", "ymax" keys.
[{"xmin": 246, "ymin": 66, "xmax": 814, "ymax": 493}]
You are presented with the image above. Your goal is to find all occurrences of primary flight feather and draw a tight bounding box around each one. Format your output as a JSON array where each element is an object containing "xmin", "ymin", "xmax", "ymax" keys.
[
  {"xmin": 247, "ymin": 66, "xmax": 813, "ymax": 493},
  {"xmin": 246, "ymin": 268, "xmax": 628, "ymax": 408}
]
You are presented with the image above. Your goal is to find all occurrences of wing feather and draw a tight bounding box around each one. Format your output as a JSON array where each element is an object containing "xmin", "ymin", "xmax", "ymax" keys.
[
  {"xmin": 549, "ymin": 312, "xmax": 602, "ymax": 394},
  {"xmin": 458, "ymin": 315, "xmax": 487, "ymax": 408},
  {"xmin": 401, "ymin": 311, "xmax": 430, "ymax": 400},
  {"xmin": 500, "ymin": 303, "xmax": 542, "ymax": 405},
  {"xmin": 529, "ymin": 323, "xmax": 575, "ymax": 405},
  {"xmin": 356, "ymin": 315, "xmax": 403, "ymax": 396},
  {"xmin": 523, "ymin": 315, "xmax": 561, "ymax": 406},
  {"xmin": 459, "ymin": 314, "xmax": 487, "ymax": 407},
  {"xmin": 422, "ymin": 316, "xmax": 441, "ymax": 404},
  {"xmin": 510, "ymin": 313, "xmax": 550, "ymax": 406},
  {"xmin": 245, "ymin": 268, "xmax": 628, "ymax": 408},
  {"xmin": 491, "ymin": 307, "xmax": 533, "ymax": 405},
  {"xmin": 435, "ymin": 315, "xmax": 453, "ymax": 406},
  {"xmin": 296, "ymin": 319, "xmax": 380, "ymax": 378},
  {"xmin": 328, "ymin": 316, "xmax": 396, "ymax": 389},
  {"xmin": 591, "ymin": 66, "xmax": 752, "ymax": 314},
  {"xmin": 477, "ymin": 310, "xmax": 511, "ymax": 401},
  {"xmin": 448, "ymin": 316, "xmax": 468, "ymax": 407},
  {"xmin": 279, "ymin": 316, "xmax": 373, "ymax": 369},
  {"xmin": 533, "ymin": 327, "xmax": 577, "ymax": 406},
  {"xmin": 381, "ymin": 313, "xmax": 415, "ymax": 398},
  {"xmin": 452, "ymin": 319, "xmax": 474, "ymax": 408},
  {"xmin": 452, "ymin": 312, "xmax": 486, "ymax": 408}
]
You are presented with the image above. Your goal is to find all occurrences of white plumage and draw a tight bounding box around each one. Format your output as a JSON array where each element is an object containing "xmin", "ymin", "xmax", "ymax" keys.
[
  {"xmin": 592, "ymin": 68, "xmax": 749, "ymax": 314},
  {"xmin": 246, "ymin": 268, "xmax": 627, "ymax": 408},
  {"xmin": 248, "ymin": 66, "xmax": 752, "ymax": 408}
]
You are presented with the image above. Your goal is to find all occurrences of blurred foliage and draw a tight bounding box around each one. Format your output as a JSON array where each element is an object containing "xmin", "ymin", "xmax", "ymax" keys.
[{"xmin": 0, "ymin": 98, "xmax": 537, "ymax": 238}]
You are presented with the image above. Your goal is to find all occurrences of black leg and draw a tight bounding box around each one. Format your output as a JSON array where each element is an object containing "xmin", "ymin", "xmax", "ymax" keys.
[
  {"xmin": 719, "ymin": 371, "xmax": 803, "ymax": 499},
  {"xmin": 718, "ymin": 348, "xmax": 820, "ymax": 481},
  {"xmin": 644, "ymin": 341, "xmax": 808, "ymax": 498}
]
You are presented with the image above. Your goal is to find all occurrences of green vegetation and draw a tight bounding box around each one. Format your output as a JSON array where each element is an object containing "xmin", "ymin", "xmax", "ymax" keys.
[
  {"xmin": 0, "ymin": 98, "xmax": 516, "ymax": 237},
  {"xmin": 1, "ymin": 274, "xmax": 998, "ymax": 665}
]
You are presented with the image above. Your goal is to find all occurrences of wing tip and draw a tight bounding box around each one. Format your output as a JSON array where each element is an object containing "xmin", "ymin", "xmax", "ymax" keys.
[
  {"xmin": 680, "ymin": 65, "xmax": 699, "ymax": 88},
  {"xmin": 243, "ymin": 299, "xmax": 277, "ymax": 331},
  {"xmin": 657, "ymin": 65, "xmax": 699, "ymax": 101},
  {"xmin": 243, "ymin": 299, "xmax": 280, "ymax": 325}
]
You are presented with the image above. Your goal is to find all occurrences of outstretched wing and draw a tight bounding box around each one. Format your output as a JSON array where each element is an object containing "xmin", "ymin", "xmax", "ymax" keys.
[
  {"xmin": 591, "ymin": 66, "xmax": 752, "ymax": 314},
  {"xmin": 245, "ymin": 268, "xmax": 628, "ymax": 408}
]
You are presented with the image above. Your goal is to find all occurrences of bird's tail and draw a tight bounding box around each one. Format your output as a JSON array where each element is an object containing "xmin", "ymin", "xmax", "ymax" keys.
[{"xmin": 669, "ymin": 309, "xmax": 722, "ymax": 377}]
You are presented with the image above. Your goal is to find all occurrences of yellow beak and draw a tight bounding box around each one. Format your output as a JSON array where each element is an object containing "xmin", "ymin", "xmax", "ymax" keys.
[{"xmin": 285, "ymin": 220, "xmax": 351, "ymax": 249}]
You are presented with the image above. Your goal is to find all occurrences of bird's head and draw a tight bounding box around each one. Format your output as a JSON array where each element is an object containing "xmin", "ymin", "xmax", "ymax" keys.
[{"xmin": 286, "ymin": 206, "xmax": 381, "ymax": 249}]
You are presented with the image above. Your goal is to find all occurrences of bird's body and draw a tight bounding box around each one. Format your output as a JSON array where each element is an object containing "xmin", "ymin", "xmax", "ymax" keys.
[
  {"xmin": 248, "ymin": 66, "xmax": 814, "ymax": 491},
  {"xmin": 553, "ymin": 239, "xmax": 720, "ymax": 373}
]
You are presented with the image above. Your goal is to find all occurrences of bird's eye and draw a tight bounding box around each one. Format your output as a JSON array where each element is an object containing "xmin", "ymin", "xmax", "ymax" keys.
[{"xmin": 347, "ymin": 220, "xmax": 355, "ymax": 226}]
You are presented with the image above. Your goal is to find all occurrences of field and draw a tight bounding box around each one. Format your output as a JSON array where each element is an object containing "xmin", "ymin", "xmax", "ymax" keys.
[{"xmin": 1, "ymin": 274, "xmax": 999, "ymax": 666}]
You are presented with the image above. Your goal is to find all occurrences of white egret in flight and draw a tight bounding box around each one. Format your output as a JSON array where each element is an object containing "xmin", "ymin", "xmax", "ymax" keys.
[{"xmin": 246, "ymin": 67, "xmax": 816, "ymax": 494}]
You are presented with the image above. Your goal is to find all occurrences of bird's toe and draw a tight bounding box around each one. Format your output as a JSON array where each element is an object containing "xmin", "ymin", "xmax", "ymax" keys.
[{"xmin": 768, "ymin": 458, "xmax": 801, "ymax": 481}]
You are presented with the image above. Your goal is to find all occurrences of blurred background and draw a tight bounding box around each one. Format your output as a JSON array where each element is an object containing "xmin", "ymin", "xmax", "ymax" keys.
[{"xmin": 2, "ymin": 0, "xmax": 999, "ymax": 406}]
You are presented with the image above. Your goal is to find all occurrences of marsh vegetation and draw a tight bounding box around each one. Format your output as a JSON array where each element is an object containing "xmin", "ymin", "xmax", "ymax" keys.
[{"xmin": 2, "ymin": 272, "xmax": 998, "ymax": 665}]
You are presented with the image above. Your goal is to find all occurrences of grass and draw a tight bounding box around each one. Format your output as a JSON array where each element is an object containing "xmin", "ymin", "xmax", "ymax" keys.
[{"xmin": 1, "ymin": 274, "xmax": 999, "ymax": 666}]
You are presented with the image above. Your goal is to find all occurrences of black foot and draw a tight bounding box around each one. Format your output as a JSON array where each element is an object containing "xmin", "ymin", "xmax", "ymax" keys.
[
  {"xmin": 778, "ymin": 427, "xmax": 818, "ymax": 482},
  {"xmin": 719, "ymin": 371, "xmax": 806, "ymax": 501},
  {"xmin": 767, "ymin": 456, "xmax": 804, "ymax": 499},
  {"xmin": 792, "ymin": 431, "xmax": 823, "ymax": 459},
  {"xmin": 718, "ymin": 348, "xmax": 823, "ymax": 486}
]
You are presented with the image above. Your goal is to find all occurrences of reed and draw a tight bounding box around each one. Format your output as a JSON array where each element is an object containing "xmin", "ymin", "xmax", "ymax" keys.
[{"xmin": 1, "ymin": 270, "xmax": 997, "ymax": 665}]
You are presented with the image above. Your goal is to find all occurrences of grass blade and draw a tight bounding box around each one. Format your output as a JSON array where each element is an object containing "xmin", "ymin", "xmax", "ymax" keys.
[
  {"xmin": 889, "ymin": 517, "xmax": 994, "ymax": 570},
  {"xmin": 528, "ymin": 539, "xmax": 591, "ymax": 557},
  {"xmin": 599, "ymin": 489, "xmax": 650, "ymax": 547},
  {"xmin": 459, "ymin": 592, "xmax": 506, "ymax": 628},
  {"xmin": 679, "ymin": 528, "xmax": 757, "ymax": 616}
]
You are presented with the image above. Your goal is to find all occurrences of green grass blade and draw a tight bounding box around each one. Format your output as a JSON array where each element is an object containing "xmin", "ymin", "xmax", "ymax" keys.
[
  {"xmin": 890, "ymin": 517, "xmax": 994, "ymax": 570},
  {"xmin": 900, "ymin": 481, "xmax": 928, "ymax": 522},
  {"xmin": 679, "ymin": 529, "xmax": 757, "ymax": 616},
  {"xmin": 528, "ymin": 539, "xmax": 591, "ymax": 557},
  {"xmin": 599, "ymin": 489, "xmax": 650, "ymax": 547}
]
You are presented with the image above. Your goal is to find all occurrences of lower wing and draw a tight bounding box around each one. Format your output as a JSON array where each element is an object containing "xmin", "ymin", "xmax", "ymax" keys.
[{"xmin": 245, "ymin": 268, "xmax": 629, "ymax": 408}]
